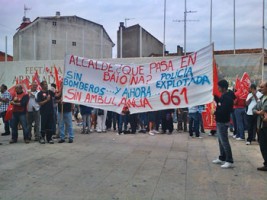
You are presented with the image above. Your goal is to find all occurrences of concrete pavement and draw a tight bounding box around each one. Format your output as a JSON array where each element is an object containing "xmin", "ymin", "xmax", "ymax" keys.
[{"xmin": 0, "ymin": 124, "xmax": 266, "ymax": 200}]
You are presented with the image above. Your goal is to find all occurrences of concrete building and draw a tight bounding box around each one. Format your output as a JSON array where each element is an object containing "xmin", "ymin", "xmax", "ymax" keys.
[
  {"xmin": 13, "ymin": 12, "xmax": 115, "ymax": 61},
  {"xmin": 117, "ymin": 23, "xmax": 163, "ymax": 58}
]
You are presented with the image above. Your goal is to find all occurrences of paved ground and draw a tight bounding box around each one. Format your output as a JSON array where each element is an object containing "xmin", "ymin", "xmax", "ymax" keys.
[{"xmin": 0, "ymin": 123, "xmax": 267, "ymax": 200}]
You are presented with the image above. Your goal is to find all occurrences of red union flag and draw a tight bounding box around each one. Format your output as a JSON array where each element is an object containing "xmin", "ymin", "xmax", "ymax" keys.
[
  {"xmin": 239, "ymin": 72, "xmax": 251, "ymax": 99},
  {"xmin": 202, "ymin": 102, "xmax": 216, "ymax": 130}
]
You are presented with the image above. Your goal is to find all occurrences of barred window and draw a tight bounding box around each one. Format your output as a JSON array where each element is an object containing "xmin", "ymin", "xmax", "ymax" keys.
[
  {"xmin": 52, "ymin": 21, "xmax": 57, "ymax": 26},
  {"xmin": 52, "ymin": 40, "xmax": 56, "ymax": 44},
  {"xmin": 72, "ymin": 41, "xmax": 76, "ymax": 46}
]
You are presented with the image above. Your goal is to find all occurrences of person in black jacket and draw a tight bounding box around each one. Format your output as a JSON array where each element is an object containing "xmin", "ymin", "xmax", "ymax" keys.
[{"xmin": 212, "ymin": 79, "xmax": 235, "ymax": 169}]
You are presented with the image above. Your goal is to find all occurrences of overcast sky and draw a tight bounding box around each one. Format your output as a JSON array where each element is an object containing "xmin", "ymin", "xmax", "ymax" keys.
[{"xmin": 0, "ymin": 0, "xmax": 265, "ymax": 57}]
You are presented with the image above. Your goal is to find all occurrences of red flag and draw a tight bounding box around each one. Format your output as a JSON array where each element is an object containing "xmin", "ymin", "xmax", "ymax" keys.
[
  {"xmin": 32, "ymin": 70, "xmax": 41, "ymax": 85},
  {"xmin": 239, "ymin": 72, "xmax": 251, "ymax": 99},
  {"xmin": 20, "ymin": 78, "xmax": 30, "ymax": 91},
  {"xmin": 54, "ymin": 65, "xmax": 61, "ymax": 89},
  {"xmin": 213, "ymin": 62, "xmax": 220, "ymax": 97},
  {"xmin": 235, "ymin": 76, "xmax": 241, "ymax": 91},
  {"xmin": 202, "ymin": 102, "xmax": 216, "ymax": 130},
  {"xmin": 241, "ymin": 72, "xmax": 251, "ymax": 89},
  {"xmin": 8, "ymin": 86, "xmax": 16, "ymax": 97}
]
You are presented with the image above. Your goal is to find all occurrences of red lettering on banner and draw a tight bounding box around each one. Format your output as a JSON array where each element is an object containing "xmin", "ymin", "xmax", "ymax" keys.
[
  {"xmin": 64, "ymin": 89, "xmax": 82, "ymax": 101},
  {"xmin": 69, "ymin": 55, "xmax": 75, "ymax": 65},
  {"xmin": 84, "ymin": 93, "xmax": 116, "ymax": 105},
  {"xmin": 149, "ymin": 60, "xmax": 173, "ymax": 73},
  {"xmin": 160, "ymin": 88, "xmax": 188, "ymax": 106},
  {"xmin": 118, "ymin": 97, "xmax": 152, "ymax": 109},
  {"xmin": 129, "ymin": 76, "xmax": 145, "ymax": 85},
  {"xmin": 180, "ymin": 52, "xmax": 197, "ymax": 68}
]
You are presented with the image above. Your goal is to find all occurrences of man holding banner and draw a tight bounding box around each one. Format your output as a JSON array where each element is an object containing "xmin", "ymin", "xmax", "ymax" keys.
[{"xmin": 212, "ymin": 79, "xmax": 235, "ymax": 169}]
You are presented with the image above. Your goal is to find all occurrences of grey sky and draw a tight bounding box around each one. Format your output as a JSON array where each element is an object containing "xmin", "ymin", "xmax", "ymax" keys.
[{"xmin": 0, "ymin": 0, "xmax": 265, "ymax": 57}]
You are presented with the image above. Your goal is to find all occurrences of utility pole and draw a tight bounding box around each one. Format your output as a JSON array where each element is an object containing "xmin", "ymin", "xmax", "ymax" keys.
[
  {"xmin": 163, "ymin": 0, "xmax": 166, "ymax": 57},
  {"xmin": 262, "ymin": 0, "xmax": 265, "ymax": 54},
  {"xmin": 173, "ymin": 0, "xmax": 198, "ymax": 55}
]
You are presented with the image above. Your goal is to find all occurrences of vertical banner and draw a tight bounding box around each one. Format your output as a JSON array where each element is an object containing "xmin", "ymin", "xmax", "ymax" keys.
[{"xmin": 62, "ymin": 44, "xmax": 214, "ymax": 114}]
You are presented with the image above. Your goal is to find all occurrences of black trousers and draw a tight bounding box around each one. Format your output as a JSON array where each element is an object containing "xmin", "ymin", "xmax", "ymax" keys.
[
  {"xmin": 259, "ymin": 128, "xmax": 267, "ymax": 166},
  {"xmin": 40, "ymin": 112, "xmax": 54, "ymax": 142},
  {"xmin": 162, "ymin": 118, "xmax": 174, "ymax": 133},
  {"xmin": 246, "ymin": 115, "xmax": 257, "ymax": 142}
]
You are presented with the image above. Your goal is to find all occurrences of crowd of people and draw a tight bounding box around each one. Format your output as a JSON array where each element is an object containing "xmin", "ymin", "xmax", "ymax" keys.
[{"xmin": 0, "ymin": 79, "xmax": 267, "ymax": 171}]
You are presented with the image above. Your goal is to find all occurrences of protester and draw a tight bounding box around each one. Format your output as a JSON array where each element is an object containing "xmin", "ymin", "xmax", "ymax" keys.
[
  {"xmin": 161, "ymin": 109, "xmax": 174, "ymax": 134},
  {"xmin": 138, "ymin": 112, "xmax": 148, "ymax": 133},
  {"xmin": 96, "ymin": 108, "xmax": 107, "ymax": 132},
  {"xmin": 0, "ymin": 84, "xmax": 12, "ymax": 136},
  {"xmin": 50, "ymin": 83, "xmax": 58, "ymax": 137},
  {"xmin": 253, "ymin": 82, "xmax": 267, "ymax": 171},
  {"xmin": 234, "ymin": 88, "xmax": 247, "ymax": 141},
  {"xmin": 147, "ymin": 111, "xmax": 160, "ymax": 136},
  {"xmin": 56, "ymin": 87, "xmax": 74, "ymax": 143},
  {"xmin": 117, "ymin": 105, "xmax": 129, "ymax": 135},
  {"xmin": 90, "ymin": 108, "xmax": 97, "ymax": 131},
  {"xmin": 27, "ymin": 82, "xmax": 40, "ymax": 141},
  {"xmin": 245, "ymin": 83, "xmax": 262, "ymax": 145},
  {"xmin": 198, "ymin": 105, "xmax": 205, "ymax": 133},
  {"xmin": 188, "ymin": 106, "xmax": 201, "ymax": 138},
  {"xmin": 37, "ymin": 81, "xmax": 55, "ymax": 144},
  {"xmin": 80, "ymin": 105, "xmax": 92, "ymax": 134},
  {"xmin": 9, "ymin": 84, "xmax": 30, "ymax": 144},
  {"xmin": 177, "ymin": 108, "xmax": 188, "ymax": 132},
  {"xmin": 212, "ymin": 79, "xmax": 235, "ymax": 168}
]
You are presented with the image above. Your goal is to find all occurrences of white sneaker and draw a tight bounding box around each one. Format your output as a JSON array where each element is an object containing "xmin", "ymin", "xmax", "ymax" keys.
[
  {"xmin": 196, "ymin": 136, "xmax": 203, "ymax": 139},
  {"xmin": 148, "ymin": 131, "xmax": 155, "ymax": 136},
  {"xmin": 236, "ymin": 137, "xmax": 244, "ymax": 141},
  {"xmin": 153, "ymin": 130, "xmax": 159, "ymax": 134},
  {"xmin": 221, "ymin": 162, "xmax": 234, "ymax": 168},
  {"xmin": 212, "ymin": 158, "xmax": 223, "ymax": 164},
  {"xmin": 246, "ymin": 141, "xmax": 251, "ymax": 145},
  {"xmin": 233, "ymin": 135, "xmax": 237, "ymax": 138}
]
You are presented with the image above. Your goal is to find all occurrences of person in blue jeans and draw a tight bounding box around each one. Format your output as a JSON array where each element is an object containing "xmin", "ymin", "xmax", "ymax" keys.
[
  {"xmin": 118, "ymin": 106, "xmax": 130, "ymax": 135},
  {"xmin": 9, "ymin": 84, "xmax": 30, "ymax": 144},
  {"xmin": 56, "ymin": 87, "xmax": 74, "ymax": 143},
  {"xmin": 212, "ymin": 79, "xmax": 235, "ymax": 169},
  {"xmin": 188, "ymin": 106, "xmax": 201, "ymax": 138}
]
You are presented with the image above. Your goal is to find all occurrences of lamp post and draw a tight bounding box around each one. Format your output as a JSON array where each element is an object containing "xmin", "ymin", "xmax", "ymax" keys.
[
  {"xmin": 173, "ymin": 0, "xmax": 198, "ymax": 56},
  {"xmin": 163, "ymin": 0, "xmax": 166, "ymax": 57},
  {"xmin": 263, "ymin": 0, "xmax": 265, "ymax": 53}
]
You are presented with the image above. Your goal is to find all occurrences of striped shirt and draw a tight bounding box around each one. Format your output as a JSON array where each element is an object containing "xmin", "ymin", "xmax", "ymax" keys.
[{"xmin": 0, "ymin": 90, "xmax": 12, "ymax": 113}]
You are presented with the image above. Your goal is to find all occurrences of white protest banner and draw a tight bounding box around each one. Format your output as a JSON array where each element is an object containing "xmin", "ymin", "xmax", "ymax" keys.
[{"xmin": 62, "ymin": 44, "xmax": 214, "ymax": 114}]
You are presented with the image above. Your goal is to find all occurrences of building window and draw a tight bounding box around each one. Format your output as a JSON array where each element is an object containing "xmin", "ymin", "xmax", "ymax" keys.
[
  {"xmin": 52, "ymin": 21, "xmax": 57, "ymax": 26},
  {"xmin": 72, "ymin": 42, "xmax": 76, "ymax": 46},
  {"xmin": 52, "ymin": 40, "xmax": 56, "ymax": 44}
]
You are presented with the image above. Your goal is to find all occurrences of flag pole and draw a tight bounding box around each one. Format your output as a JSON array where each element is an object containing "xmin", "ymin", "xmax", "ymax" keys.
[
  {"xmin": 210, "ymin": 0, "xmax": 213, "ymax": 44},
  {"xmin": 163, "ymin": 0, "xmax": 166, "ymax": 57}
]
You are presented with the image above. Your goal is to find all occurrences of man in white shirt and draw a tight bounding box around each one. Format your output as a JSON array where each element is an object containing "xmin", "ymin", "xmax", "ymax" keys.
[
  {"xmin": 27, "ymin": 82, "xmax": 40, "ymax": 141},
  {"xmin": 246, "ymin": 84, "xmax": 262, "ymax": 145}
]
